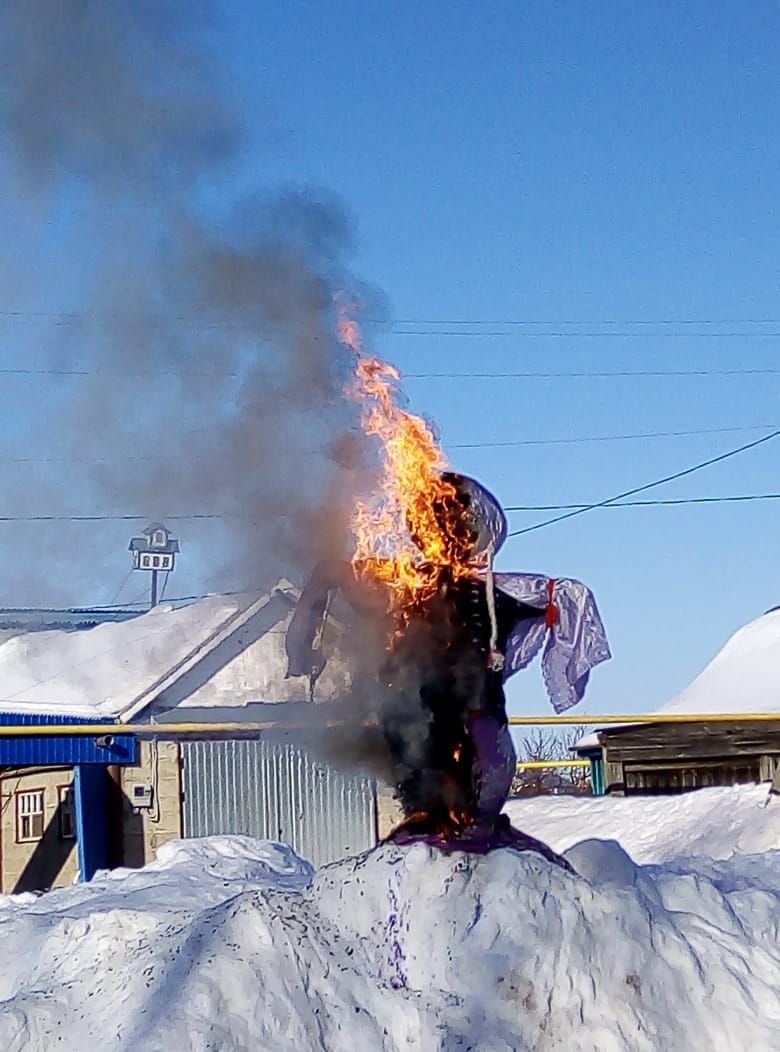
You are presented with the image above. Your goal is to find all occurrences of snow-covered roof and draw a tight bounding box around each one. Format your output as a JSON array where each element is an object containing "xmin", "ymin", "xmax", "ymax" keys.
[
  {"xmin": 576, "ymin": 607, "xmax": 780, "ymax": 751},
  {"xmin": 659, "ymin": 607, "xmax": 780, "ymax": 716},
  {"xmin": 0, "ymin": 583, "xmax": 346, "ymax": 722}
]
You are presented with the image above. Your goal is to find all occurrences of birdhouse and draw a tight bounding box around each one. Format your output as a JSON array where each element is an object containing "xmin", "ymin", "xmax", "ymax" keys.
[{"xmin": 128, "ymin": 523, "xmax": 180, "ymax": 573}]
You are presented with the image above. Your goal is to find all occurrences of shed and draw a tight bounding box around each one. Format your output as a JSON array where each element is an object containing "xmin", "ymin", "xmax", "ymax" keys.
[{"xmin": 577, "ymin": 607, "xmax": 780, "ymax": 795}]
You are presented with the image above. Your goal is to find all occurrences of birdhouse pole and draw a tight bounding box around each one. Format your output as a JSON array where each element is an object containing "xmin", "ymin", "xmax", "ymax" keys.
[{"xmin": 128, "ymin": 523, "xmax": 180, "ymax": 611}]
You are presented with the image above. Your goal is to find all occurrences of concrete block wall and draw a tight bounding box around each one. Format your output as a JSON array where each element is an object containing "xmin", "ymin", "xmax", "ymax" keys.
[
  {"xmin": 119, "ymin": 741, "xmax": 182, "ymax": 867},
  {"xmin": 0, "ymin": 767, "xmax": 78, "ymax": 893},
  {"xmin": 375, "ymin": 783, "xmax": 404, "ymax": 841}
]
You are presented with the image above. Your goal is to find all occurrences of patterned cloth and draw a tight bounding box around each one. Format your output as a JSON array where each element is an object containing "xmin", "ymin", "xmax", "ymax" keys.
[{"xmin": 492, "ymin": 573, "xmax": 612, "ymax": 712}]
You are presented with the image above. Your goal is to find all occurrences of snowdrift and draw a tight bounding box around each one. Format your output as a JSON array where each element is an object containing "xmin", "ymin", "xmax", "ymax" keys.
[
  {"xmin": 0, "ymin": 818, "xmax": 778, "ymax": 1052},
  {"xmin": 505, "ymin": 783, "xmax": 780, "ymax": 862}
]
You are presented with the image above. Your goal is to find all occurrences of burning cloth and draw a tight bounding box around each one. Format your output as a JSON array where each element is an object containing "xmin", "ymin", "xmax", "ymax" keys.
[{"xmin": 286, "ymin": 473, "xmax": 610, "ymax": 856}]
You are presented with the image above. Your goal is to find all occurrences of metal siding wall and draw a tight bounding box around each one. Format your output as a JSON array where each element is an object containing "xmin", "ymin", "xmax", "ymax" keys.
[
  {"xmin": 181, "ymin": 740, "xmax": 376, "ymax": 868},
  {"xmin": 0, "ymin": 712, "xmax": 137, "ymax": 765}
]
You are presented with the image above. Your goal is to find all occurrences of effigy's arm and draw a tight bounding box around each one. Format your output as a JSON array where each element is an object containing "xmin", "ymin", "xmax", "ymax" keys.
[
  {"xmin": 493, "ymin": 573, "xmax": 611, "ymax": 712},
  {"xmin": 285, "ymin": 561, "xmax": 350, "ymax": 678},
  {"xmin": 285, "ymin": 560, "xmax": 381, "ymax": 679}
]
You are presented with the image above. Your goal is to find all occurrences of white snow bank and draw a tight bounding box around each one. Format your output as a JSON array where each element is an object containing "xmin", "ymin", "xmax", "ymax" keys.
[
  {"xmin": 1, "ymin": 826, "xmax": 779, "ymax": 1051},
  {"xmin": 505, "ymin": 783, "xmax": 780, "ymax": 863}
]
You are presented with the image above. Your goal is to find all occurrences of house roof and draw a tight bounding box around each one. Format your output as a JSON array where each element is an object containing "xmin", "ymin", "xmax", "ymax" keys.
[
  {"xmin": 0, "ymin": 582, "xmax": 347, "ymax": 722},
  {"xmin": 658, "ymin": 607, "xmax": 780, "ymax": 717},
  {"xmin": 0, "ymin": 607, "xmax": 141, "ymax": 631},
  {"xmin": 576, "ymin": 607, "xmax": 780, "ymax": 752}
]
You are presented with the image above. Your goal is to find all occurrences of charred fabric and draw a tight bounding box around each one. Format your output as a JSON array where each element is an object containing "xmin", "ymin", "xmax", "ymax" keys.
[{"xmin": 286, "ymin": 473, "xmax": 610, "ymax": 861}]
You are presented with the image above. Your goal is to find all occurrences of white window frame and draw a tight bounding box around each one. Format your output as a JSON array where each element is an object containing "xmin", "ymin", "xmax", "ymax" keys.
[{"xmin": 16, "ymin": 789, "xmax": 45, "ymax": 843}]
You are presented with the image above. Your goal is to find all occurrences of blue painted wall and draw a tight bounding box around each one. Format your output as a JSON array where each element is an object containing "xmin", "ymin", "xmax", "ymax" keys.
[
  {"xmin": 0, "ymin": 713, "xmax": 136, "ymax": 765},
  {"xmin": 74, "ymin": 765, "xmax": 110, "ymax": 881}
]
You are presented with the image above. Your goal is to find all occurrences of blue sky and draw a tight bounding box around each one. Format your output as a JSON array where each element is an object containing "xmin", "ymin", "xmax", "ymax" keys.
[
  {"xmin": 3, "ymin": 2, "xmax": 780, "ymax": 718},
  {"xmin": 215, "ymin": 1, "xmax": 780, "ymax": 717}
]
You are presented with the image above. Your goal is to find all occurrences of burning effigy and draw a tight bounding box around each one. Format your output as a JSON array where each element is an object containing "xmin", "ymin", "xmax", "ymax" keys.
[{"xmin": 286, "ymin": 306, "xmax": 610, "ymax": 862}]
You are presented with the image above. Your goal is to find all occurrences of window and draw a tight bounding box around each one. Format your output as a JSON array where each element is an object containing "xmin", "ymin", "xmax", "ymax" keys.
[
  {"xmin": 16, "ymin": 790, "xmax": 45, "ymax": 843},
  {"xmin": 152, "ymin": 530, "xmax": 166, "ymax": 547},
  {"xmin": 58, "ymin": 785, "xmax": 75, "ymax": 839}
]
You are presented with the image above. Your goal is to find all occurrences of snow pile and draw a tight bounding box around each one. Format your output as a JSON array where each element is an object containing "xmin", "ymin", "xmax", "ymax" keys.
[
  {"xmin": 1, "ymin": 815, "xmax": 779, "ymax": 1051},
  {"xmin": 505, "ymin": 783, "xmax": 780, "ymax": 862}
]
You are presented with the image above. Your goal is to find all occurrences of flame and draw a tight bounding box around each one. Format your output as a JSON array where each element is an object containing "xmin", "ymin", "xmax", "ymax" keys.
[{"xmin": 338, "ymin": 299, "xmax": 473, "ymax": 623}]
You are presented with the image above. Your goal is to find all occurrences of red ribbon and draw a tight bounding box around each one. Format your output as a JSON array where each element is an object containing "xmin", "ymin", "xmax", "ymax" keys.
[{"xmin": 544, "ymin": 578, "xmax": 559, "ymax": 630}]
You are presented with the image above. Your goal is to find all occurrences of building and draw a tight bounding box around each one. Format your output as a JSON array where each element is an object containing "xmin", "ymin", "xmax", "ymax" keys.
[
  {"xmin": 577, "ymin": 607, "xmax": 780, "ymax": 795},
  {"xmin": 0, "ymin": 586, "xmax": 376, "ymax": 892}
]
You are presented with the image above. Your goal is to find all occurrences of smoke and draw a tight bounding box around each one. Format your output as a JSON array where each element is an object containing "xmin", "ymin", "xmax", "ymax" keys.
[{"xmin": 0, "ymin": 0, "xmax": 384, "ymax": 605}]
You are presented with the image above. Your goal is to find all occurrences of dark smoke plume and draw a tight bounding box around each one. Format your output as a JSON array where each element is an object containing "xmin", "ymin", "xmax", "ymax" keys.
[{"xmin": 0, "ymin": 0, "xmax": 384, "ymax": 605}]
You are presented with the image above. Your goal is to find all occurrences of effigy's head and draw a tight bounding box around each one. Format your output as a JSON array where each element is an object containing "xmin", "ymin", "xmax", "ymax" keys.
[{"xmin": 409, "ymin": 471, "xmax": 507, "ymax": 565}]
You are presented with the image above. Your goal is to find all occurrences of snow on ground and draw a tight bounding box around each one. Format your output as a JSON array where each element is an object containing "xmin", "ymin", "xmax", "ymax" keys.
[
  {"xmin": 504, "ymin": 783, "xmax": 780, "ymax": 862},
  {"xmin": 1, "ymin": 788, "xmax": 779, "ymax": 1051}
]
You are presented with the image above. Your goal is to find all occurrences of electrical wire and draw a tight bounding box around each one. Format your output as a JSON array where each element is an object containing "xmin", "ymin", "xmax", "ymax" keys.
[
  {"xmin": 1, "ymin": 423, "xmax": 776, "ymax": 463},
  {"xmin": 405, "ymin": 368, "xmax": 780, "ymax": 379},
  {"xmin": 0, "ymin": 513, "xmax": 229, "ymax": 523},
  {"xmin": 447, "ymin": 423, "xmax": 780, "ymax": 448},
  {"xmin": 506, "ymin": 493, "xmax": 780, "ymax": 511},
  {"xmin": 2, "ymin": 487, "xmax": 780, "ymax": 528},
  {"xmin": 393, "ymin": 330, "xmax": 780, "ymax": 338},
  {"xmin": 6, "ymin": 307, "xmax": 780, "ymax": 329},
  {"xmin": 107, "ymin": 568, "xmax": 134, "ymax": 605},
  {"xmin": 3, "ymin": 365, "xmax": 780, "ymax": 380},
  {"xmin": 507, "ymin": 427, "xmax": 780, "ymax": 538},
  {"xmin": 390, "ymin": 316, "xmax": 780, "ymax": 327},
  {"xmin": 0, "ymin": 423, "xmax": 777, "ymax": 462}
]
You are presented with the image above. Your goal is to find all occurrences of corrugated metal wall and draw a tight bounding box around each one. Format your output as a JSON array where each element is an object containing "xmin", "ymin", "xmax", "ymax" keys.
[
  {"xmin": 0, "ymin": 712, "xmax": 137, "ymax": 766},
  {"xmin": 181, "ymin": 739, "xmax": 376, "ymax": 868}
]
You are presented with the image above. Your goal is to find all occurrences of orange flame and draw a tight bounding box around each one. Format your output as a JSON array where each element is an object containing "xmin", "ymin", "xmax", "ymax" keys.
[{"xmin": 338, "ymin": 300, "xmax": 473, "ymax": 622}]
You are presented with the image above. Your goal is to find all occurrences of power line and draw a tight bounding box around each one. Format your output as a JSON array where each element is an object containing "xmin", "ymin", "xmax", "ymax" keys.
[
  {"xmin": 393, "ymin": 330, "xmax": 780, "ymax": 338},
  {"xmin": 506, "ymin": 493, "xmax": 780, "ymax": 511},
  {"xmin": 391, "ymin": 317, "xmax": 780, "ymax": 327},
  {"xmin": 0, "ymin": 513, "xmax": 231, "ymax": 523},
  {"xmin": 1, "ymin": 423, "xmax": 776, "ymax": 463},
  {"xmin": 4, "ymin": 365, "xmax": 779, "ymax": 381},
  {"xmin": 507, "ymin": 427, "xmax": 780, "ymax": 538},
  {"xmin": 406, "ymin": 368, "xmax": 780, "ymax": 379},
  {"xmin": 6, "ymin": 307, "xmax": 780, "ymax": 330},
  {"xmin": 1, "ymin": 489, "xmax": 778, "ymax": 527},
  {"xmin": 447, "ymin": 423, "xmax": 779, "ymax": 448}
]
